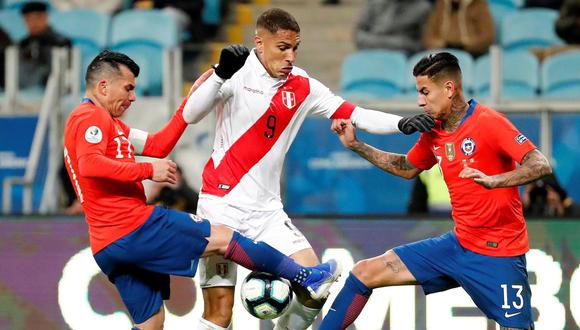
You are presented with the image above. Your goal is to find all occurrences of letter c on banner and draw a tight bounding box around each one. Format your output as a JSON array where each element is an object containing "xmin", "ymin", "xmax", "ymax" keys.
[{"xmin": 58, "ymin": 247, "xmax": 132, "ymax": 330}]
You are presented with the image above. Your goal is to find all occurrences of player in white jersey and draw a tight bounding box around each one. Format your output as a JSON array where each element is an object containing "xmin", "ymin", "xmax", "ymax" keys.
[{"xmin": 182, "ymin": 8, "xmax": 435, "ymax": 330}]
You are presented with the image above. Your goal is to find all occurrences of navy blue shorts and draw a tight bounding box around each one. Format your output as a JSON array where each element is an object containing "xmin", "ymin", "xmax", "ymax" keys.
[
  {"xmin": 93, "ymin": 206, "xmax": 211, "ymax": 324},
  {"xmin": 394, "ymin": 231, "xmax": 534, "ymax": 329}
]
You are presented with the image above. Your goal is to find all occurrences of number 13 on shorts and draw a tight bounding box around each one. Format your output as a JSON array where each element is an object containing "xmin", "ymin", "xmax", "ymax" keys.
[{"xmin": 501, "ymin": 284, "xmax": 525, "ymax": 310}]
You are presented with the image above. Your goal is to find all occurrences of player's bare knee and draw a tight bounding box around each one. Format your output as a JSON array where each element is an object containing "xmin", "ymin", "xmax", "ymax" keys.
[
  {"xmin": 351, "ymin": 259, "xmax": 375, "ymax": 287},
  {"xmin": 207, "ymin": 224, "xmax": 234, "ymax": 255}
]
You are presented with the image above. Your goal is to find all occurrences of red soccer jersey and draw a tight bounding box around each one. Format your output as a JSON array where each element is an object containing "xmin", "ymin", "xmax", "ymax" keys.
[
  {"xmin": 407, "ymin": 100, "xmax": 536, "ymax": 256},
  {"xmin": 63, "ymin": 102, "xmax": 154, "ymax": 254}
]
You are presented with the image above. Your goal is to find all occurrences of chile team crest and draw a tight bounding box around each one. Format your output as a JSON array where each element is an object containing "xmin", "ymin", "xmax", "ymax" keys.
[
  {"xmin": 281, "ymin": 91, "xmax": 296, "ymax": 109},
  {"xmin": 461, "ymin": 137, "xmax": 476, "ymax": 156}
]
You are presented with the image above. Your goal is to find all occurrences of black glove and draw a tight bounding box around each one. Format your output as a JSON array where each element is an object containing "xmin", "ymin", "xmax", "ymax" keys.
[
  {"xmin": 398, "ymin": 114, "xmax": 435, "ymax": 135},
  {"xmin": 213, "ymin": 44, "xmax": 250, "ymax": 79}
]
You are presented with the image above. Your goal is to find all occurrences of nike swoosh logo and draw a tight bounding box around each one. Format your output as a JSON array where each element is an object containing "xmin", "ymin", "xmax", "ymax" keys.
[
  {"xmin": 504, "ymin": 311, "xmax": 522, "ymax": 318},
  {"xmin": 433, "ymin": 146, "xmax": 441, "ymax": 150},
  {"xmin": 330, "ymin": 308, "xmax": 336, "ymax": 312}
]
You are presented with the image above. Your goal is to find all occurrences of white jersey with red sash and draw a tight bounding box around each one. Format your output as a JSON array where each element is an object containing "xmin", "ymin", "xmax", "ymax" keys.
[{"xmin": 200, "ymin": 51, "xmax": 355, "ymax": 210}]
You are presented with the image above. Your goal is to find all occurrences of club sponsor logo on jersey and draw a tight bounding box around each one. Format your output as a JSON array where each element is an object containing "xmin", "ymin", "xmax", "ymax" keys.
[
  {"xmin": 189, "ymin": 213, "xmax": 204, "ymax": 223},
  {"xmin": 84, "ymin": 126, "xmax": 102, "ymax": 144},
  {"xmin": 461, "ymin": 137, "xmax": 476, "ymax": 156},
  {"xmin": 216, "ymin": 263, "xmax": 229, "ymax": 276},
  {"xmin": 243, "ymin": 86, "xmax": 264, "ymax": 95},
  {"xmin": 281, "ymin": 91, "xmax": 296, "ymax": 109},
  {"xmin": 515, "ymin": 133, "xmax": 528, "ymax": 145},
  {"xmin": 445, "ymin": 143, "xmax": 455, "ymax": 161}
]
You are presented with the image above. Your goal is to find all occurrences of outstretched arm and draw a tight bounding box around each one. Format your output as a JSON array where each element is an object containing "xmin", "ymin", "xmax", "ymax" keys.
[
  {"xmin": 182, "ymin": 44, "xmax": 249, "ymax": 124},
  {"xmin": 182, "ymin": 72, "xmax": 226, "ymax": 124},
  {"xmin": 459, "ymin": 149, "xmax": 552, "ymax": 189},
  {"xmin": 349, "ymin": 107, "xmax": 434, "ymax": 135},
  {"xmin": 132, "ymin": 69, "xmax": 215, "ymax": 158},
  {"xmin": 332, "ymin": 119, "xmax": 422, "ymax": 179}
]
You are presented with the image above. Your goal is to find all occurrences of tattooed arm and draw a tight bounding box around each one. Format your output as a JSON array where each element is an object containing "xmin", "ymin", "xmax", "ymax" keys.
[
  {"xmin": 332, "ymin": 119, "xmax": 422, "ymax": 179},
  {"xmin": 459, "ymin": 149, "xmax": 552, "ymax": 189}
]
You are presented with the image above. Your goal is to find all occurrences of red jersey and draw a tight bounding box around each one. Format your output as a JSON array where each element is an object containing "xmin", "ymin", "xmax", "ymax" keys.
[
  {"xmin": 407, "ymin": 100, "xmax": 536, "ymax": 257},
  {"xmin": 63, "ymin": 99, "xmax": 188, "ymax": 254}
]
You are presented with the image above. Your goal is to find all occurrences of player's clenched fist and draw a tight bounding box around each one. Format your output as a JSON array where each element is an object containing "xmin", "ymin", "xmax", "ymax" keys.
[
  {"xmin": 214, "ymin": 44, "xmax": 250, "ymax": 79},
  {"xmin": 332, "ymin": 119, "xmax": 359, "ymax": 149},
  {"xmin": 152, "ymin": 159, "xmax": 177, "ymax": 184}
]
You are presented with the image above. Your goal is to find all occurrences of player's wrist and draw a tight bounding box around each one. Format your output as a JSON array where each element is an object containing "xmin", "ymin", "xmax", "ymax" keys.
[
  {"xmin": 209, "ymin": 71, "xmax": 226, "ymax": 83},
  {"xmin": 348, "ymin": 140, "xmax": 364, "ymax": 151},
  {"xmin": 144, "ymin": 162, "xmax": 154, "ymax": 180}
]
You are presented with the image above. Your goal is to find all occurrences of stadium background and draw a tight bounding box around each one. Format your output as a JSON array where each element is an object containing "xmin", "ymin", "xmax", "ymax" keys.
[{"xmin": 1, "ymin": 0, "xmax": 580, "ymax": 329}]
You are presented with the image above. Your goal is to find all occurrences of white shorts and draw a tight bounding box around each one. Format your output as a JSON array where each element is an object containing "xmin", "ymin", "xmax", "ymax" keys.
[{"xmin": 197, "ymin": 197, "xmax": 312, "ymax": 288}]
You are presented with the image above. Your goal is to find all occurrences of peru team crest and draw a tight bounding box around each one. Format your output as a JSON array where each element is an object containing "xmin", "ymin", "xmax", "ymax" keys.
[
  {"xmin": 281, "ymin": 91, "xmax": 296, "ymax": 109},
  {"xmin": 461, "ymin": 137, "xmax": 476, "ymax": 156},
  {"xmin": 216, "ymin": 263, "xmax": 229, "ymax": 276}
]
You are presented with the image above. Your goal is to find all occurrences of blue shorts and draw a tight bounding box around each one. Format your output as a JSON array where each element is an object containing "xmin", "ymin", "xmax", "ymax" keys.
[
  {"xmin": 93, "ymin": 206, "xmax": 211, "ymax": 324},
  {"xmin": 394, "ymin": 231, "xmax": 534, "ymax": 329}
]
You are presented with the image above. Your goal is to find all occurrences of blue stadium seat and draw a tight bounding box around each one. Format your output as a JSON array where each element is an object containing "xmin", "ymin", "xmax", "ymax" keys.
[
  {"xmin": 500, "ymin": 8, "xmax": 563, "ymax": 51},
  {"xmin": 488, "ymin": 0, "xmax": 524, "ymax": 9},
  {"xmin": 489, "ymin": 4, "xmax": 516, "ymax": 44},
  {"xmin": 340, "ymin": 49, "xmax": 407, "ymax": 100},
  {"xmin": 110, "ymin": 9, "xmax": 178, "ymax": 96},
  {"xmin": 406, "ymin": 49, "xmax": 475, "ymax": 97},
  {"xmin": 202, "ymin": 0, "xmax": 221, "ymax": 25},
  {"xmin": 2, "ymin": 0, "xmax": 50, "ymax": 10},
  {"xmin": 541, "ymin": 50, "xmax": 580, "ymax": 99},
  {"xmin": 474, "ymin": 50, "xmax": 539, "ymax": 100},
  {"xmin": 50, "ymin": 9, "xmax": 109, "ymax": 49},
  {"xmin": 50, "ymin": 9, "xmax": 110, "ymax": 88},
  {"xmin": 0, "ymin": 9, "xmax": 27, "ymax": 42}
]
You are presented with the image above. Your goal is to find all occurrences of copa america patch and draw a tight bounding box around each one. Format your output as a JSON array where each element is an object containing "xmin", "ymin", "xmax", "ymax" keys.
[
  {"xmin": 189, "ymin": 213, "xmax": 205, "ymax": 223},
  {"xmin": 460, "ymin": 137, "xmax": 476, "ymax": 156},
  {"xmin": 515, "ymin": 133, "xmax": 528, "ymax": 145},
  {"xmin": 84, "ymin": 126, "xmax": 102, "ymax": 144}
]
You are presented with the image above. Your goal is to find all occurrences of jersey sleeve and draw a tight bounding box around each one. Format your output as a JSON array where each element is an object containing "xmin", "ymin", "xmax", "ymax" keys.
[
  {"xmin": 407, "ymin": 133, "xmax": 437, "ymax": 170},
  {"xmin": 308, "ymin": 77, "xmax": 355, "ymax": 119},
  {"xmin": 487, "ymin": 112, "xmax": 537, "ymax": 163},
  {"xmin": 78, "ymin": 153, "xmax": 153, "ymax": 182},
  {"xmin": 74, "ymin": 110, "xmax": 153, "ymax": 182},
  {"xmin": 182, "ymin": 73, "xmax": 230, "ymax": 124},
  {"xmin": 75, "ymin": 109, "xmax": 111, "ymax": 159},
  {"xmin": 349, "ymin": 107, "xmax": 402, "ymax": 134},
  {"xmin": 129, "ymin": 98, "xmax": 188, "ymax": 157}
]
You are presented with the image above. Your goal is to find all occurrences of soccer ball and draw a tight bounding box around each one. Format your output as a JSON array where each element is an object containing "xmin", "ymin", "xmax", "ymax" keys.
[{"xmin": 240, "ymin": 271, "xmax": 293, "ymax": 319}]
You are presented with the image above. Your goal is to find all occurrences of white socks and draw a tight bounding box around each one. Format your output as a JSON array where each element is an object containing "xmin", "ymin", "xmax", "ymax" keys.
[
  {"xmin": 197, "ymin": 318, "xmax": 229, "ymax": 330},
  {"xmin": 274, "ymin": 300, "xmax": 321, "ymax": 330}
]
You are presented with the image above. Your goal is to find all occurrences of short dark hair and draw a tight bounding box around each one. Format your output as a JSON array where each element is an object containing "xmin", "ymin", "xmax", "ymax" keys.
[
  {"xmin": 21, "ymin": 1, "xmax": 48, "ymax": 14},
  {"xmin": 413, "ymin": 52, "xmax": 462, "ymax": 84},
  {"xmin": 256, "ymin": 8, "xmax": 300, "ymax": 34},
  {"xmin": 85, "ymin": 50, "xmax": 140, "ymax": 87}
]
